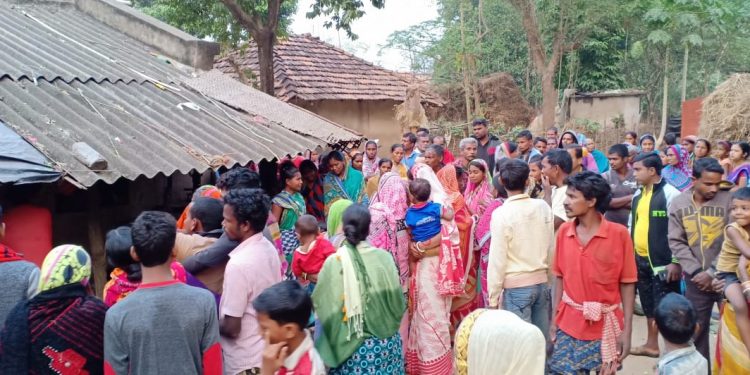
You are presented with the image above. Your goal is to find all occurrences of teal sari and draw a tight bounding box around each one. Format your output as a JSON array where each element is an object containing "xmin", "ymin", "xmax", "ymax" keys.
[{"xmin": 323, "ymin": 165, "xmax": 368, "ymax": 213}]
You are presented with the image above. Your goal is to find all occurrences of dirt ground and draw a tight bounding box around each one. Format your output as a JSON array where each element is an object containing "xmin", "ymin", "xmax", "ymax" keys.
[{"xmin": 622, "ymin": 314, "xmax": 716, "ymax": 374}]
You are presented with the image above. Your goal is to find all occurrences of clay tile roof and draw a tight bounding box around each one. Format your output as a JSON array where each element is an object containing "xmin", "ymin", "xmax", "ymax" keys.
[{"xmin": 214, "ymin": 34, "xmax": 443, "ymax": 105}]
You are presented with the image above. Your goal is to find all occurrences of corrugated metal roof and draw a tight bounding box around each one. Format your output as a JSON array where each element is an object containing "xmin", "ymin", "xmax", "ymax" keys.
[
  {"xmin": 0, "ymin": 1, "xmax": 363, "ymax": 187},
  {"xmin": 0, "ymin": 78, "xmax": 319, "ymax": 187},
  {"xmin": 184, "ymin": 70, "xmax": 362, "ymax": 145},
  {"xmin": 0, "ymin": 1, "xmax": 184, "ymax": 84}
]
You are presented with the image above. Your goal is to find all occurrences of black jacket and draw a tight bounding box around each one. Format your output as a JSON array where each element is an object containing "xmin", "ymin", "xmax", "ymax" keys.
[{"xmin": 630, "ymin": 179, "xmax": 681, "ymax": 269}]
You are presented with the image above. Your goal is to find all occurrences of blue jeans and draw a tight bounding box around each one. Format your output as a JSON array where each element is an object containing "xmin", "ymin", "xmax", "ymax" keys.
[{"xmin": 502, "ymin": 283, "xmax": 550, "ymax": 340}]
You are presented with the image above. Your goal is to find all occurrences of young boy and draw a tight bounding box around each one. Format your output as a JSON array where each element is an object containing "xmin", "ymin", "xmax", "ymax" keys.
[
  {"xmin": 291, "ymin": 215, "xmax": 335, "ymax": 292},
  {"xmin": 715, "ymin": 187, "xmax": 750, "ymax": 356},
  {"xmin": 255, "ymin": 281, "xmax": 325, "ymax": 375},
  {"xmin": 405, "ymin": 179, "xmax": 454, "ymax": 249},
  {"xmin": 654, "ymin": 293, "xmax": 707, "ymax": 374},
  {"xmin": 104, "ymin": 211, "xmax": 222, "ymax": 374}
]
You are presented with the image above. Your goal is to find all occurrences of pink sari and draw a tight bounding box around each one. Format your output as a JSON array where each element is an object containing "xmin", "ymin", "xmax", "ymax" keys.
[
  {"xmin": 406, "ymin": 163, "xmax": 462, "ymax": 374},
  {"xmin": 474, "ymin": 198, "xmax": 505, "ymax": 306},
  {"xmin": 368, "ymin": 172, "xmax": 410, "ymax": 291},
  {"xmin": 463, "ymin": 159, "xmax": 493, "ymax": 218}
]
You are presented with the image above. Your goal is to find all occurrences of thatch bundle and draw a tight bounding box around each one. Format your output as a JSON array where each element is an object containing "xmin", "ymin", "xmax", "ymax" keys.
[
  {"xmin": 700, "ymin": 73, "xmax": 750, "ymax": 141},
  {"xmin": 394, "ymin": 85, "xmax": 429, "ymax": 134}
]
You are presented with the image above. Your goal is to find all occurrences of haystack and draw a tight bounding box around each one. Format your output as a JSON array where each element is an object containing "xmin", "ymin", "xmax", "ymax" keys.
[
  {"xmin": 700, "ymin": 73, "xmax": 750, "ymax": 141},
  {"xmin": 394, "ymin": 85, "xmax": 429, "ymax": 134}
]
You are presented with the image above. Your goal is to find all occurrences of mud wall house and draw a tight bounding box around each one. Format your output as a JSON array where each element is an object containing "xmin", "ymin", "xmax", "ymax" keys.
[
  {"xmin": 563, "ymin": 90, "xmax": 645, "ymax": 136},
  {"xmin": 215, "ymin": 35, "xmax": 443, "ymax": 155},
  {"xmin": 0, "ymin": 0, "xmax": 361, "ymax": 294}
]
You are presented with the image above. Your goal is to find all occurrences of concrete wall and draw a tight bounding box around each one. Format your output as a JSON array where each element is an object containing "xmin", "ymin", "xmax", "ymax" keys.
[
  {"xmin": 568, "ymin": 95, "xmax": 642, "ymax": 131},
  {"xmin": 296, "ymin": 99, "xmax": 403, "ymax": 156}
]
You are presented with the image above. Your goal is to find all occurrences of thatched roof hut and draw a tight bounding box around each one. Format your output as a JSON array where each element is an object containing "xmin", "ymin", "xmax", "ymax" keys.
[{"xmin": 699, "ymin": 73, "xmax": 750, "ymax": 141}]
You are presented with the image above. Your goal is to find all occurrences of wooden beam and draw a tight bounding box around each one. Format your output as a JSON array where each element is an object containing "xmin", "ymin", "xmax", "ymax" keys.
[{"xmin": 87, "ymin": 186, "xmax": 107, "ymax": 298}]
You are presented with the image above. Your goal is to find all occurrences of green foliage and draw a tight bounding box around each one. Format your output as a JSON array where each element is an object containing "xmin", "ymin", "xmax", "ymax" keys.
[{"xmin": 306, "ymin": 0, "xmax": 385, "ymax": 40}]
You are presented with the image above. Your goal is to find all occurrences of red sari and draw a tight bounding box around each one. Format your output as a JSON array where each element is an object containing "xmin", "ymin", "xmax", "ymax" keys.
[{"xmin": 437, "ymin": 164, "xmax": 479, "ymax": 332}]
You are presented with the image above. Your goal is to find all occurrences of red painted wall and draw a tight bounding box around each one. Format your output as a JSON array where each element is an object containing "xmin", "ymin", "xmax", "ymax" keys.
[
  {"xmin": 682, "ymin": 97, "xmax": 703, "ymax": 137},
  {"xmin": 3, "ymin": 205, "xmax": 52, "ymax": 267}
]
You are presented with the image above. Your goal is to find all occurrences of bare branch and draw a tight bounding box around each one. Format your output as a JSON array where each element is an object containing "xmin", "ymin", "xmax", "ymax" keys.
[{"xmin": 219, "ymin": 0, "xmax": 262, "ymax": 34}]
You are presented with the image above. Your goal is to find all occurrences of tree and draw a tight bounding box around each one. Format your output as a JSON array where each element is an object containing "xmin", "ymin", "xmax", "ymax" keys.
[{"xmin": 136, "ymin": 0, "xmax": 384, "ymax": 95}]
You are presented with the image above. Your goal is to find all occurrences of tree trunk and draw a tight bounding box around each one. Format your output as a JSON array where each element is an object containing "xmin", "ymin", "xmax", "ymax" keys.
[
  {"xmin": 541, "ymin": 70, "xmax": 557, "ymax": 129},
  {"xmin": 681, "ymin": 44, "xmax": 689, "ymax": 103},
  {"xmin": 459, "ymin": 3, "xmax": 473, "ymax": 124},
  {"xmin": 658, "ymin": 51, "xmax": 670, "ymax": 145},
  {"xmin": 256, "ymin": 29, "xmax": 276, "ymax": 95}
]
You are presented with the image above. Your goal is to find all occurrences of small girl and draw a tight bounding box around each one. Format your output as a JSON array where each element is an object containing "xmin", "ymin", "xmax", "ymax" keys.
[
  {"xmin": 716, "ymin": 187, "xmax": 750, "ymax": 356},
  {"xmin": 103, "ymin": 226, "xmax": 189, "ymax": 307},
  {"xmin": 526, "ymin": 155, "xmax": 544, "ymax": 199}
]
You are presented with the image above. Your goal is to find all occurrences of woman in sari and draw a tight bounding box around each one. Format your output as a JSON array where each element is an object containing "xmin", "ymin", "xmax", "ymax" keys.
[
  {"xmin": 434, "ymin": 156, "xmax": 479, "ymax": 330},
  {"xmin": 663, "ymin": 144, "xmax": 694, "ymax": 192},
  {"xmin": 0, "ymin": 245, "xmax": 107, "ymax": 374},
  {"xmin": 454, "ymin": 309, "xmax": 546, "ymax": 375},
  {"xmin": 323, "ymin": 151, "xmax": 368, "ymax": 213},
  {"xmin": 313, "ymin": 204, "xmax": 406, "ymax": 375},
  {"xmin": 300, "ymin": 160, "xmax": 326, "ymax": 226},
  {"xmin": 407, "ymin": 162, "xmax": 463, "ymax": 374},
  {"xmin": 476, "ymin": 173, "xmax": 508, "ymax": 306},
  {"xmin": 464, "ymin": 159, "xmax": 494, "ymax": 218},
  {"xmin": 327, "ymin": 199, "xmax": 353, "ymax": 248},
  {"xmin": 362, "ymin": 140, "xmax": 381, "ymax": 181},
  {"xmin": 272, "ymin": 162, "xmax": 306, "ymax": 276},
  {"xmin": 728, "ymin": 142, "xmax": 750, "ymax": 192}
]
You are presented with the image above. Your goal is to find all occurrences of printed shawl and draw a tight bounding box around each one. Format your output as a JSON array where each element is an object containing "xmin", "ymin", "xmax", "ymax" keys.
[
  {"xmin": 362, "ymin": 155, "xmax": 381, "ymax": 180},
  {"xmin": 663, "ymin": 145, "xmax": 693, "ymax": 192},
  {"xmin": 729, "ymin": 163, "xmax": 750, "ymax": 185},
  {"xmin": 368, "ymin": 173, "xmax": 410, "ymax": 289},
  {"xmin": 312, "ymin": 242, "xmax": 405, "ymax": 368},
  {"xmin": 463, "ymin": 159, "xmax": 493, "ymax": 217},
  {"xmin": 302, "ymin": 177, "xmax": 326, "ymax": 223},
  {"xmin": 323, "ymin": 165, "xmax": 368, "ymax": 213},
  {"xmin": 272, "ymin": 190, "xmax": 307, "ymax": 231}
]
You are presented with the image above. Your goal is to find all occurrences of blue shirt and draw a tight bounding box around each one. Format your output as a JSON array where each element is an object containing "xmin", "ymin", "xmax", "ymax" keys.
[
  {"xmin": 403, "ymin": 149, "xmax": 421, "ymax": 170},
  {"xmin": 405, "ymin": 202, "xmax": 442, "ymax": 242}
]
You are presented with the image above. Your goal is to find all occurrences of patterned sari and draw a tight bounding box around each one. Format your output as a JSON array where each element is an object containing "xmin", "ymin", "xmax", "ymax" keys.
[
  {"xmin": 438, "ymin": 164, "xmax": 479, "ymax": 331},
  {"xmin": 728, "ymin": 163, "xmax": 750, "ymax": 187},
  {"xmin": 474, "ymin": 199, "xmax": 505, "ymax": 306},
  {"xmin": 323, "ymin": 165, "xmax": 368, "ymax": 213},
  {"xmin": 663, "ymin": 145, "xmax": 694, "ymax": 192},
  {"xmin": 715, "ymin": 303, "xmax": 750, "ymax": 373},
  {"xmin": 463, "ymin": 159, "xmax": 493, "ymax": 218},
  {"xmin": 272, "ymin": 190, "xmax": 307, "ymax": 275},
  {"xmin": 302, "ymin": 177, "xmax": 326, "ymax": 225}
]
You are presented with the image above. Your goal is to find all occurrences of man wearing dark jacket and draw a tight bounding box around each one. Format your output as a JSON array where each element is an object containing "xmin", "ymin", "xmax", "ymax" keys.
[
  {"xmin": 668, "ymin": 157, "xmax": 732, "ymax": 366},
  {"xmin": 472, "ymin": 118, "xmax": 500, "ymax": 173},
  {"xmin": 629, "ymin": 153, "xmax": 682, "ymax": 358}
]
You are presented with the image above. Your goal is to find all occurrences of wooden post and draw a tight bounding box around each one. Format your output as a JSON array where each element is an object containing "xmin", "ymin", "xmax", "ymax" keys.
[{"xmin": 87, "ymin": 186, "xmax": 107, "ymax": 298}]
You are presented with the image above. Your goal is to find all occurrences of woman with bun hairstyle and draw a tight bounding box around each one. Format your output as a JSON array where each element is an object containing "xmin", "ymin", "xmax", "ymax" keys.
[{"xmin": 272, "ymin": 161, "xmax": 307, "ymax": 275}]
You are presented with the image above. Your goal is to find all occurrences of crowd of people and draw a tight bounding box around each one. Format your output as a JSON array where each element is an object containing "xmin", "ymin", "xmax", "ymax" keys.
[{"xmin": 1, "ymin": 118, "xmax": 750, "ymax": 375}]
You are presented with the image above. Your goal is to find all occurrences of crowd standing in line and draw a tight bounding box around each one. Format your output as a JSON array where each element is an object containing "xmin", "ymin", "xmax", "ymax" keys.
[{"xmin": 2, "ymin": 121, "xmax": 750, "ymax": 375}]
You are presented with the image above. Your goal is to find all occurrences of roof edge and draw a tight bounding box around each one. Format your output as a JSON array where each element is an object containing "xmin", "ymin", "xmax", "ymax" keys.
[{"xmin": 74, "ymin": 0, "xmax": 219, "ymax": 70}]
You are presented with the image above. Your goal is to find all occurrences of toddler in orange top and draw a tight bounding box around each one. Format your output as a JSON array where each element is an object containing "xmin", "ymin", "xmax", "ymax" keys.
[{"xmin": 292, "ymin": 215, "xmax": 335, "ymax": 293}]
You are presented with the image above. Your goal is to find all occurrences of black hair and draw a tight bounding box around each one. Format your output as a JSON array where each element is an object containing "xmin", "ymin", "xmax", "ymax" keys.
[
  {"xmin": 565, "ymin": 171, "xmax": 612, "ymax": 214},
  {"xmin": 455, "ymin": 166, "xmax": 466, "ymax": 178},
  {"xmin": 499, "ymin": 159, "xmax": 530, "ymax": 191},
  {"xmin": 279, "ymin": 160, "xmax": 300, "ymax": 189},
  {"xmin": 189, "ymin": 197, "xmax": 224, "ymax": 232},
  {"xmin": 516, "ymin": 130, "xmax": 533, "ymax": 141},
  {"xmin": 664, "ymin": 132, "xmax": 677, "ymax": 146},
  {"xmin": 299, "ymin": 159, "xmax": 318, "ymax": 175},
  {"xmin": 426, "ymin": 144, "xmax": 445, "ymax": 159},
  {"xmin": 625, "ymin": 131, "xmax": 637, "ymax": 139},
  {"xmin": 565, "ymin": 143, "xmax": 583, "ymax": 159},
  {"xmin": 608, "ymin": 144, "xmax": 629, "ymax": 159},
  {"xmin": 391, "ymin": 143, "xmax": 404, "ymax": 153},
  {"xmin": 295, "ymin": 215, "xmax": 319, "ymax": 236},
  {"xmin": 252, "ymin": 280, "xmax": 312, "ymax": 330},
  {"xmin": 655, "ymin": 293, "xmax": 697, "ymax": 345},
  {"xmin": 472, "ymin": 118, "xmax": 488, "ymax": 127},
  {"xmin": 343, "ymin": 204, "xmax": 371, "ymax": 246},
  {"xmin": 216, "ymin": 168, "xmax": 261, "ymax": 191},
  {"xmin": 547, "ymin": 126, "xmax": 558, "ymax": 134},
  {"xmin": 131, "ymin": 211, "xmax": 177, "ymax": 267},
  {"xmin": 734, "ymin": 187, "xmax": 750, "ymax": 201},
  {"xmin": 692, "ymin": 157, "xmax": 724, "ymax": 179},
  {"xmin": 504, "ymin": 141, "xmax": 518, "ymax": 154},
  {"xmin": 639, "ymin": 134, "xmax": 656, "ymax": 146},
  {"xmin": 683, "ymin": 137, "xmax": 696, "ymax": 145},
  {"xmin": 409, "ymin": 178, "xmax": 432, "ymax": 202},
  {"xmin": 365, "ymin": 140, "xmax": 377, "ymax": 148},
  {"xmin": 533, "ymin": 137, "xmax": 547, "ymax": 145},
  {"xmin": 417, "ymin": 127, "xmax": 430, "ymax": 135},
  {"xmin": 327, "ymin": 151, "xmax": 345, "ymax": 163},
  {"xmin": 633, "ymin": 152, "xmax": 663, "ymax": 175},
  {"xmin": 0, "ymin": 204, "xmax": 3, "ymax": 222},
  {"xmin": 352, "ymin": 152, "xmax": 364, "ymax": 161},
  {"xmin": 403, "ymin": 132, "xmax": 417, "ymax": 144},
  {"xmin": 696, "ymin": 139, "xmax": 712, "ymax": 154},
  {"xmin": 105, "ymin": 226, "xmax": 141, "ymax": 282},
  {"xmin": 544, "ymin": 149, "xmax": 573, "ymax": 174},
  {"xmin": 492, "ymin": 174, "xmax": 508, "ymax": 199},
  {"xmin": 528, "ymin": 154, "xmax": 543, "ymax": 168},
  {"xmin": 468, "ymin": 159, "xmax": 488, "ymax": 174},
  {"xmin": 558, "ymin": 131, "xmax": 579, "ymax": 148},
  {"xmin": 223, "ymin": 188, "xmax": 271, "ymax": 233},
  {"xmin": 378, "ymin": 158, "xmax": 393, "ymax": 167},
  {"xmin": 736, "ymin": 142, "xmax": 750, "ymax": 159}
]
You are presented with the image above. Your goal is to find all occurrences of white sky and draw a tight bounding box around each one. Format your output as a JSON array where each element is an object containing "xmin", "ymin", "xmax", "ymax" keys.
[{"xmin": 291, "ymin": 0, "xmax": 438, "ymax": 72}]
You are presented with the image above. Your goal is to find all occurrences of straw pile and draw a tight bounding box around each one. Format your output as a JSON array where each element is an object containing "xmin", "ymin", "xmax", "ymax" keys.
[
  {"xmin": 700, "ymin": 73, "xmax": 750, "ymax": 141},
  {"xmin": 394, "ymin": 85, "xmax": 429, "ymax": 134}
]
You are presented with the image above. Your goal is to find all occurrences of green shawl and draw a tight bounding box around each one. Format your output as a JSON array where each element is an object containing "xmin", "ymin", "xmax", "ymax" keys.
[
  {"xmin": 312, "ymin": 242, "xmax": 406, "ymax": 368},
  {"xmin": 323, "ymin": 165, "xmax": 368, "ymax": 213},
  {"xmin": 326, "ymin": 199, "xmax": 352, "ymax": 238},
  {"xmin": 271, "ymin": 190, "xmax": 306, "ymax": 231}
]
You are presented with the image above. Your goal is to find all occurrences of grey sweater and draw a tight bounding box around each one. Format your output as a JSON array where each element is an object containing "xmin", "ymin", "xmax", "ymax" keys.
[{"xmin": 0, "ymin": 260, "xmax": 39, "ymax": 327}]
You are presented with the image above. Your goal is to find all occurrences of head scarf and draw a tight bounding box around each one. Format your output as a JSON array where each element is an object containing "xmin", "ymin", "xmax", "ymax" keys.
[
  {"xmin": 369, "ymin": 173, "xmax": 410, "ymax": 288},
  {"xmin": 464, "ymin": 159, "xmax": 493, "ymax": 217},
  {"xmin": 412, "ymin": 162, "xmax": 448, "ymax": 205},
  {"xmin": 558, "ymin": 131, "xmax": 579, "ymax": 149},
  {"xmin": 177, "ymin": 185, "xmax": 222, "ymax": 229},
  {"xmin": 662, "ymin": 145, "xmax": 693, "ymax": 192},
  {"xmin": 437, "ymin": 164, "xmax": 466, "ymax": 213},
  {"xmin": 455, "ymin": 309, "xmax": 546, "ymax": 375},
  {"xmin": 327, "ymin": 199, "xmax": 353, "ymax": 237},
  {"xmin": 39, "ymin": 245, "xmax": 91, "ymax": 293}
]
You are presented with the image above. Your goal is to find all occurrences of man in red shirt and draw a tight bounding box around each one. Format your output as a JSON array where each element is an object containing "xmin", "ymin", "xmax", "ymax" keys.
[{"xmin": 549, "ymin": 171, "xmax": 637, "ymax": 375}]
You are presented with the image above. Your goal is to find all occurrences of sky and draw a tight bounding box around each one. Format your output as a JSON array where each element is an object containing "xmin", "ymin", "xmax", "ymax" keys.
[{"xmin": 291, "ymin": 0, "xmax": 438, "ymax": 72}]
